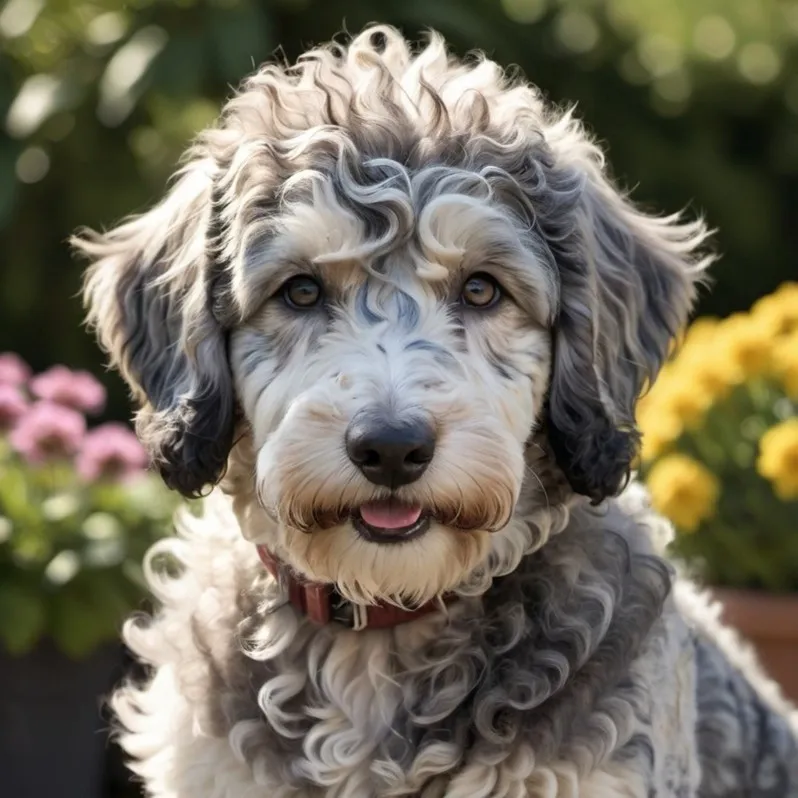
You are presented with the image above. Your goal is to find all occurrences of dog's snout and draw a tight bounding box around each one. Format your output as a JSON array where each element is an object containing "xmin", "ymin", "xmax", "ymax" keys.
[{"xmin": 345, "ymin": 416, "xmax": 435, "ymax": 488}]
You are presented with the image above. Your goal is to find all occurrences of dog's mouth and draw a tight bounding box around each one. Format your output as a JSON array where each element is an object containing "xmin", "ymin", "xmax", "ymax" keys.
[
  {"xmin": 352, "ymin": 499, "xmax": 430, "ymax": 544},
  {"xmin": 297, "ymin": 500, "xmax": 500, "ymax": 537}
]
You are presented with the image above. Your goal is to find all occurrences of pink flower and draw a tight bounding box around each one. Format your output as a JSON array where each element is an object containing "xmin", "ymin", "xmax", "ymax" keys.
[
  {"xmin": 0, "ymin": 352, "xmax": 32, "ymax": 386},
  {"xmin": 10, "ymin": 401, "xmax": 86, "ymax": 464},
  {"xmin": 76, "ymin": 422, "xmax": 148, "ymax": 482},
  {"xmin": 30, "ymin": 365, "xmax": 106, "ymax": 414},
  {"xmin": 0, "ymin": 384, "xmax": 28, "ymax": 431}
]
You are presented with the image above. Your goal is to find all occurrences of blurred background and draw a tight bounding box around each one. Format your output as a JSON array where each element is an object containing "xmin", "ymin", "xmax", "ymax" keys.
[{"xmin": 0, "ymin": 1, "xmax": 796, "ymax": 797}]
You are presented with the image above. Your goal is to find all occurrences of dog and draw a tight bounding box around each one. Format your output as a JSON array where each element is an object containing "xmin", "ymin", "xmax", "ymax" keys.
[{"xmin": 74, "ymin": 26, "xmax": 798, "ymax": 797}]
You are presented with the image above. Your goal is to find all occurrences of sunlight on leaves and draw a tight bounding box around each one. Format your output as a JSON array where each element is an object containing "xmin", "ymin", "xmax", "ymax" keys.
[
  {"xmin": 98, "ymin": 25, "xmax": 168, "ymax": 126},
  {"xmin": 0, "ymin": 0, "xmax": 44, "ymax": 39},
  {"xmin": 6, "ymin": 73, "xmax": 65, "ymax": 138}
]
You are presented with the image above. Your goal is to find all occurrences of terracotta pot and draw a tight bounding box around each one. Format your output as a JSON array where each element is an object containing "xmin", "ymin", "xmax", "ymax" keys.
[{"xmin": 713, "ymin": 587, "xmax": 798, "ymax": 704}]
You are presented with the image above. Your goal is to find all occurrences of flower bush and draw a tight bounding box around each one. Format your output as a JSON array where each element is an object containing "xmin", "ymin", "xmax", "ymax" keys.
[
  {"xmin": 0, "ymin": 355, "xmax": 181, "ymax": 659},
  {"xmin": 637, "ymin": 282, "xmax": 798, "ymax": 591}
]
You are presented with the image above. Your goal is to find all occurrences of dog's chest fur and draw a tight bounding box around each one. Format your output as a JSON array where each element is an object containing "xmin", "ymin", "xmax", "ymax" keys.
[{"xmin": 114, "ymin": 492, "xmax": 798, "ymax": 798}]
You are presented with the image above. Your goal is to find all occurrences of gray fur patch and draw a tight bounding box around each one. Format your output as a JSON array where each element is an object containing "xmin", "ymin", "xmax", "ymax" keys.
[{"xmin": 175, "ymin": 503, "xmax": 672, "ymax": 791}]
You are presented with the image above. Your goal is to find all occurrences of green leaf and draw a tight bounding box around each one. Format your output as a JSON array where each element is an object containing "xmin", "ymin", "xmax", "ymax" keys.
[
  {"xmin": 0, "ymin": 582, "xmax": 47, "ymax": 655},
  {"xmin": 49, "ymin": 589, "xmax": 109, "ymax": 659},
  {"xmin": 11, "ymin": 523, "xmax": 53, "ymax": 566},
  {"xmin": 48, "ymin": 571, "xmax": 137, "ymax": 658},
  {"xmin": 0, "ymin": 463, "xmax": 35, "ymax": 523},
  {"xmin": 41, "ymin": 491, "xmax": 81, "ymax": 522}
]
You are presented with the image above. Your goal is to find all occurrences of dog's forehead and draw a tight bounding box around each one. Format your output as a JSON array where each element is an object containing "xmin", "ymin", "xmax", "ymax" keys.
[{"xmin": 241, "ymin": 166, "xmax": 558, "ymax": 320}]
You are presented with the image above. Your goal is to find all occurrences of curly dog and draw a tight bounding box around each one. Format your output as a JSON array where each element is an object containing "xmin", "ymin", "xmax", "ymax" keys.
[{"xmin": 75, "ymin": 25, "xmax": 798, "ymax": 798}]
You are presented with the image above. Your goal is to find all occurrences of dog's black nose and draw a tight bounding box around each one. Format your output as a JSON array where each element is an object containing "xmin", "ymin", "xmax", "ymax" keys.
[{"xmin": 345, "ymin": 416, "xmax": 435, "ymax": 488}]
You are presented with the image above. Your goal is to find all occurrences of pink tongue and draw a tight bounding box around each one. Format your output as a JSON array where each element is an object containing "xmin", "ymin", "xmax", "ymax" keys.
[{"xmin": 359, "ymin": 500, "xmax": 422, "ymax": 530}]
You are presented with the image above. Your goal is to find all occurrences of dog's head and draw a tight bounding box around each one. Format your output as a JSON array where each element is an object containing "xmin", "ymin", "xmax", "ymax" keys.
[{"xmin": 75, "ymin": 27, "xmax": 710, "ymax": 604}]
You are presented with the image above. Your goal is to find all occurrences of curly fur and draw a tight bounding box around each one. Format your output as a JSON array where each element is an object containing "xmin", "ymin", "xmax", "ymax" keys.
[{"xmin": 74, "ymin": 26, "xmax": 797, "ymax": 797}]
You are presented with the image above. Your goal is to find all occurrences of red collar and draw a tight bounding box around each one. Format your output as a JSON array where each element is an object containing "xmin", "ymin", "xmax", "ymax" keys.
[{"xmin": 256, "ymin": 545, "xmax": 452, "ymax": 630}]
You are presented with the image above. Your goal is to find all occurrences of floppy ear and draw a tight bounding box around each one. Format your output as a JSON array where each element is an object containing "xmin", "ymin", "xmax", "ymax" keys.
[
  {"xmin": 545, "ymin": 154, "xmax": 711, "ymax": 504},
  {"xmin": 73, "ymin": 158, "xmax": 236, "ymax": 498}
]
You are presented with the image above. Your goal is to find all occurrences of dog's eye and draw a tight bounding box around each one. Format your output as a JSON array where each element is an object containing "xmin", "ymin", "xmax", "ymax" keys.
[
  {"xmin": 282, "ymin": 276, "xmax": 322, "ymax": 309},
  {"xmin": 461, "ymin": 273, "xmax": 501, "ymax": 309}
]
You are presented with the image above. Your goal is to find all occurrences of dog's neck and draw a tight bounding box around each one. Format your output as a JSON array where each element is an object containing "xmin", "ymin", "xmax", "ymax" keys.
[{"xmin": 255, "ymin": 544, "xmax": 454, "ymax": 630}]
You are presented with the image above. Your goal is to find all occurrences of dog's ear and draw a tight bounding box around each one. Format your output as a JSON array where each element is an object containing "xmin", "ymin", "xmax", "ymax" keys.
[
  {"xmin": 73, "ymin": 158, "xmax": 235, "ymax": 498},
  {"xmin": 545, "ymin": 150, "xmax": 711, "ymax": 504}
]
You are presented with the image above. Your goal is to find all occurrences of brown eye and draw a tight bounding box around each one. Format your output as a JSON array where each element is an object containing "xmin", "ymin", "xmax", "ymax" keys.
[
  {"xmin": 282, "ymin": 276, "xmax": 322, "ymax": 309},
  {"xmin": 461, "ymin": 273, "xmax": 501, "ymax": 308}
]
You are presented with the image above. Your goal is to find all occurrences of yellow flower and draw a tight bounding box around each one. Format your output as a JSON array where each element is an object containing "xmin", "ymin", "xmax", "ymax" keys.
[
  {"xmin": 681, "ymin": 356, "xmax": 738, "ymax": 405},
  {"xmin": 638, "ymin": 409, "xmax": 682, "ymax": 463},
  {"xmin": 757, "ymin": 418, "xmax": 798, "ymax": 500},
  {"xmin": 773, "ymin": 330, "xmax": 798, "ymax": 399},
  {"xmin": 716, "ymin": 312, "xmax": 773, "ymax": 380},
  {"xmin": 751, "ymin": 282, "xmax": 798, "ymax": 336},
  {"xmin": 677, "ymin": 326, "xmax": 735, "ymax": 403},
  {"xmin": 682, "ymin": 317, "xmax": 720, "ymax": 349},
  {"xmin": 651, "ymin": 373, "xmax": 712, "ymax": 429},
  {"xmin": 647, "ymin": 453, "xmax": 720, "ymax": 532},
  {"xmin": 695, "ymin": 360, "xmax": 734, "ymax": 402}
]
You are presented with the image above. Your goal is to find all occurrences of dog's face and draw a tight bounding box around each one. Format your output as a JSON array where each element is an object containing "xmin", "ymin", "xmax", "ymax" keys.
[
  {"xmin": 76, "ymin": 27, "xmax": 709, "ymax": 603},
  {"xmin": 227, "ymin": 176, "xmax": 553, "ymax": 601}
]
